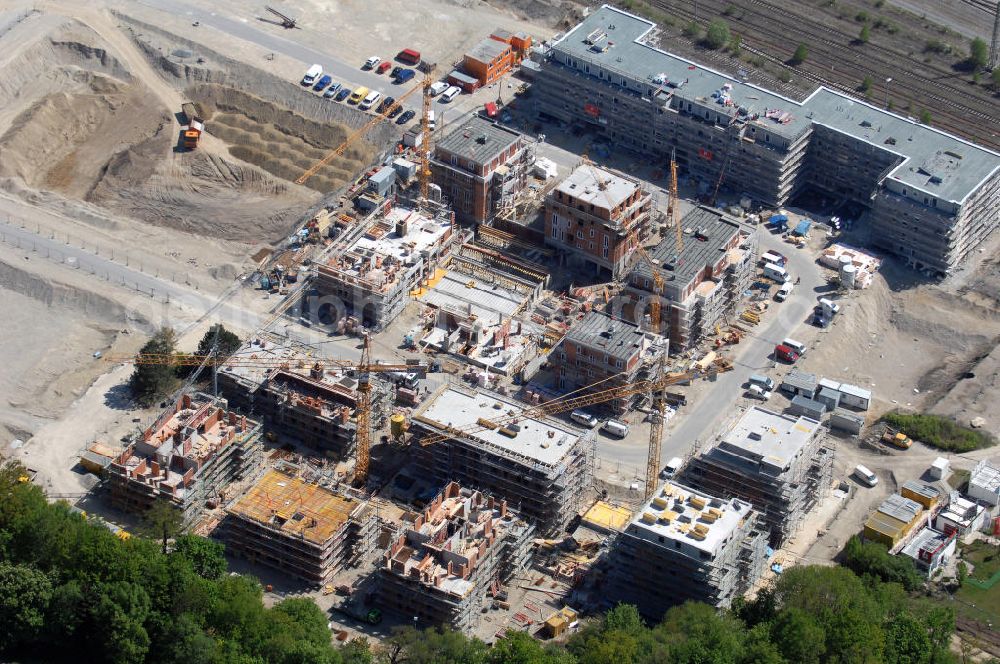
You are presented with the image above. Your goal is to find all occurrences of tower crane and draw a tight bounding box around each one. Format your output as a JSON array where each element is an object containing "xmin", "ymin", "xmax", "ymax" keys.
[
  {"xmin": 419, "ymin": 75, "xmax": 433, "ymax": 201},
  {"xmin": 105, "ymin": 335, "xmax": 426, "ymax": 486},
  {"xmin": 296, "ymin": 70, "xmax": 434, "ymax": 186},
  {"xmin": 668, "ymin": 148, "xmax": 682, "ymax": 251},
  {"xmin": 634, "ymin": 244, "xmax": 665, "ymax": 335},
  {"xmin": 417, "ymin": 365, "xmax": 729, "ymax": 497}
]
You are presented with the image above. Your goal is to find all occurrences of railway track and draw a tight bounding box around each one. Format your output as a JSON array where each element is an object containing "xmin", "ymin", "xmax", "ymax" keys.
[
  {"xmin": 644, "ymin": 0, "xmax": 1000, "ymax": 149},
  {"xmin": 957, "ymin": 0, "xmax": 997, "ymax": 15}
]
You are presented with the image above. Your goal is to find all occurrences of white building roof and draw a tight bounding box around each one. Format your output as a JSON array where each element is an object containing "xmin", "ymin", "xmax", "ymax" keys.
[
  {"xmin": 717, "ymin": 406, "xmax": 821, "ymax": 474},
  {"xmin": 838, "ymin": 383, "xmax": 872, "ymax": 400},
  {"xmin": 555, "ymin": 165, "xmax": 639, "ymax": 211},
  {"xmin": 971, "ymin": 460, "xmax": 1000, "ymax": 493},
  {"xmin": 626, "ymin": 482, "xmax": 753, "ymax": 556},
  {"xmin": 416, "ymin": 387, "xmax": 586, "ymax": 467}
]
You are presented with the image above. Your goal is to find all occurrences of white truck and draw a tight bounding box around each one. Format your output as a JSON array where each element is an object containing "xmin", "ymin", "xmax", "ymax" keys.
[
  {"xmin": 301, "ymin": 64, "xmax": 323, "ymax": 86},
  {"xmin": 763, "ymin": 262, "xmax": 789, "ymax": 283}
]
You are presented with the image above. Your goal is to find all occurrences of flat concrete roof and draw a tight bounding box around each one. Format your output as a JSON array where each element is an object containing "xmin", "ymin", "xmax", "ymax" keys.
[
  {"xmin": 416, "ymin": 387, "xmax": 586, "ymax": 468},
  {"xmin": 467, "ymin": 37, "xmax": 509, "ymax": 64},
  {"xmin": 435, "ymin": 115, "xmax": 522, "ymax": 168},
  {"xmin": 633, "ymin": 206, "xmax": 745, "ymax": 288},
  {"xmin": 552, "ymin": 5, "xmax": 1000, "ymax": 202},
  {"xmin": 971, "ymin": 460, "xmax": 1000, "ymax": 492},
  {"xmin": 564, "ymin": 310, "xmax": 648, "ymax": 362},
  {"xmin": 419, "ymin": 269, "xmax": 527, "ymax": 321},
  {"xmin": 716, "ymin": 406, "xmax": 821, "ymax": 475},
  {"xmin": 555, "ymin": 164, "xmax": 639, "ymax": 210},
  {"xmin": 901, "ymin": 527, "xmax": 953, "ymax": 562},
  {"xmin": 877, "ymin": 493, "xmax": 923, "ymax": 523},
  {"xmin": 628, "ymin": 482, "xmax": 753, "ymax": 556}
]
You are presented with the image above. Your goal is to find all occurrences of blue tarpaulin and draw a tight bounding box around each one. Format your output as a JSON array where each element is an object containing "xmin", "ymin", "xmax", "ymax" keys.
[
  {"xmin": 793, "ymin": 219, "xmax": 813, "ymax": 236},
  {"xmin": 768, "ymin": 214, "xmax": 788, "ymax": 228}
]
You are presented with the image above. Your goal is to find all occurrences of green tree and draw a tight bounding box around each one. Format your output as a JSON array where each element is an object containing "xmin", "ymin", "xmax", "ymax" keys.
[
  {"xmin": 385, "ymin": 625, "xmax": 488, "ymax": 664},
  {"xmin": 704, "ymin": 20, "xmax": 731, "ymax": 50},
  {"xmin": 0, "ymin": 562, "xmax": 53, "ymax": 651},
  {"xmin": 919, "ymin": 109, "xmax": 932, "ymax": 124},
  {"xmin": 731, "ymin": 588, "xmax": 776, "ymax": 628},
  {"xmin": 859, "ymin": 24, "xmax": 871, "ymax": 43},
  {"xmin": 969, "ymin": 37, "xmax": 989, "ymax": 70},
  {"xmin": 740, "ymin": 624, "xmax": 784, "ymax": 664},
  {"xmin": 682, "ymin": 21, "xmax": 700, "ymax": 38},
  {"xmin": 843, "ymin": 535, "xmax": 923, "ymax": 590},
  {"xmin": 922, "ymin": 605, "xmax": 955, "ymax": 660},
  {"xmin": 196, "ymin": 324, "xmax": 242, "ymax": 360},
  {"xmin": 770, "ymin": 607, "xmax": 825, "ymax": 664},
  {"xmin": 884, "ymin": 612, "xmax": 931, "ymax": 664},
  {"xmin": 489, "ymin": 631, "xmax": 574, "ymax": 664},
  {"xmin": 658, "ymin": 601, "xmax": 745, "ymax": 663},
  {"xmin": 861, "ymin": 75, "xmax": 874, "ymax": 93},
  {"xmin": 173, "ymin": 535, "xmax": 227, "ymax": 580},
  {"xmin": 141, "ymin": 500, "xmax": 182, "ymax": 555},
  {"xmin": 992, "ymin": 67, "xmax": 1000, "ymax": 90},
  {"xmin": 128, "ymin": 327, "xmax": 179, "ymax": 406},
  {"xmin": 792, "ymin": 43, "xmax": 809, "ymax": 64}
]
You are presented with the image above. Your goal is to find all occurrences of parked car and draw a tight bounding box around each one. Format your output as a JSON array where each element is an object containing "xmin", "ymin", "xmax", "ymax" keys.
[
  {"xmin": 429, "ymin": 81, "xmax": 449, "ymax": 96},
  {"xmin": 335, "ymin": 87, "xmax": 351, "ymax": 102},
  {"xmin": 396, "ymin": 109, "xmax": 416, "ymax": 124},
  {"xmin": 359, "ymin": 90, "xmax": 382, "ymax": 110},
  {"xmin": 774, "ymin": 344, "xmax": 800, "ymax": 363},
  {"xmin": 854, "ymin": 465, "xmax": 879, "ymax": 487},
  {"xmin": 349, "ymin": 87, "xmax": 369, "ymax": 104},
  {"xmin": 660, "ymin": 457, "xmax": 684, "ymax": 480},
  {"xmin": 312, "ymin": 74, "xmax": 332, "ymax": 92},
  {"xmin": 746, "ymin": 385, "xmax": 771, "ymax": 401},
  {"xmin": 397, "ymin": 48, "xmax": 421, "ymax": 65},
  {"xmin": 601, "ymin": 419, "xmax": 629, "ymax": 438},
  {"xmin": 363, "ymin": 56, "xmax": 381, "ymax": 69},
  {"xmin": 388, "ymin": 104, "xmax": 403, "ymax": 118},
  {"xmin": 301, "ymin": 64, "xmax": 322, "ymax": 86},
  {"xmin": 395, "ymin": 68, "xmax": 415, "ymax": 84},
  {"xmin": 570, "ymin": 410, "xmax": 599, "ymax": 428},
  {"xmin": 323, "ymin": 82, "xmax": 342, "ymax": 98},
  {"xmin": 390, "ymin": 66, "xmax": 403, "ymax": 79},
  {"xmin": 377, "ymin": 96, "xmax": 395, "ymax": 114},
  {"xmin": 439, "ymin": 86, "xmax": 461, "ymax": 103},
  {"xmin": 376, "ymin": 61, "xmax": 391, "ymax": 75},
  {"xmin": 774, "ymin": 281, "xmax": 793, "ymax": 301},
  {"xmin": 748, "ymin": 374, "xmax": 776, "ymax": 391}
]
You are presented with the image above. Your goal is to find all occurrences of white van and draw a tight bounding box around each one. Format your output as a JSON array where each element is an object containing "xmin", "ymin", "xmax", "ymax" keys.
[
  {"xmin": 440, "ymin": 86, "xmax": 461, "ymax": 103},
  {"xmin": 782, "ymin": 339, "xmax": 807, "ymax": 356},
  {"xmin": 775, "ymin": 281, "xmax": 794, "ymax": 302},
  {"xmin": 854, "ymin": 465, "xmax": 878, "ymax": 487},
  {"xmin": 570, "ymin": 410, "xmax": 599, "ymax": 428},
  {"xmin": 747, "ymin": 385, "xmax": 771, "ymax": 400},
  {"xmin": 601, "ymin": 419, "xmax": 629, "ymax": 438},
  {"xmin": 748, "ymin": 374, "xmax": 775, "ymax": 391},
  {"xmin": 660, "ymin": 457, "xmax": 684, "ymax": 480},
  {"xmin": 819, "ymin": 298, "xmax": 841, "ymax": 315},
  {"xmin": 364, "ymin": 56, "xmax": 381, "ymax": 69},
  {"xmin": 763, "ymin": 263, "xmax": 789, "ymax": 283},
  {"xmin": 360, "ymin": 90, "xmax": 381, "ymax": 110},
  {"xmin": 760, "ymin": 251, "xmax": 784, "ymax": 266},
  {"xmin": 301, "ymin": 64, "xmax": 323, "ymax": 86},
  {"xmin": 429, "ymin": 81, "xmax": 450, "ymax": 96}
]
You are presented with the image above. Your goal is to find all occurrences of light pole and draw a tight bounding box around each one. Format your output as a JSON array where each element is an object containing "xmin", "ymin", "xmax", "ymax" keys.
[{"xmin": 884, "ymin": 77, "xmax": 892, "ymax": 110}]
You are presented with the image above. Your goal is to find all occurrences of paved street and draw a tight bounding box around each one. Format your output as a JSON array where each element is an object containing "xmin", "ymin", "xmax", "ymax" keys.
[{"xmin": 137, "ymin": 0, "xmax": 426, "ymax": 110}]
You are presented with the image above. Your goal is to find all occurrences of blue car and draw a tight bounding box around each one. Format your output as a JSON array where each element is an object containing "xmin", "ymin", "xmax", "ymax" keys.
[
  {"xmin": 395, "ymin": 68, "xmax": 415, "ymax": 84},
  {"xmin": 323, "ymin": 82, "xmax": 342, "ymax": 98},
  {"xmin": 312, "ymin": 74, "xmax": 332, "ymax": 92},
  {"xmin": 335, "ymin": 87, "xmax": 351, "ymax": 102}
]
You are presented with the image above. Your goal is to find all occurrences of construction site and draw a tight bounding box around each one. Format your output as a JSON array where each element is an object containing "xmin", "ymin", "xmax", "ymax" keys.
[
  {"xmin": 682, "ymin": 406, "xmax": 834, "ymax": 547},
  {"xmin": 377, "ymin": 481, "xmax": 534, "ymax": 633},
  {"xmin": 107, "ymin": 393, "xmax": 263, "ymax": 526},
  {"xmin": 2, "ymin": 0, "xmax": 999, "ymax": 654}
]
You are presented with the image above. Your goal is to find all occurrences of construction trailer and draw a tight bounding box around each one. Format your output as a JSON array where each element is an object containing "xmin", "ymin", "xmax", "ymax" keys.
[
  {"xmin": 431, "ymin": 115, "xmax": 535, "ymax": 225},
  {"xmin": 543, "ymin": 163, "xmax": 653, "ymax": 279},
  {"xmin": 606, "ymin": 482, "xmax": 768, "ymax": 621},
  {"xmin": 682, "ymin": 406, "xmax": 833, "ymax": 547},
  {"xmin": 107, "ymin": 393, "xmax": 263, "ymax": 526},
  {"xmin": 625, "ymin": 206, "xmax": 757, "ymax": 351},
  {"xmin": 863, "ymin": 493, "xmax": 925, "ymax": 549},
  {"xmin": 900, "ymin": 527, "xmax": 956, "ymax": 578},
  {"xmin": 314, "ymin": 200, "xmax": 461, "ymax": 331},
  {"xmin": 533, "ymin": 5, "xmax": 1000, "ymax": 276},
  {"xmin": 410, "ymin": 385, "xmax": 596, "ymax": 536},
  {"xmin": 377, "ymin": 481, "xmax": 534, "ymax": 633},
  {"xmin": 550, "ymin": 310, "xmax": 666, "ymax": 415},
  {"xmin": 223, "ymin": 467, "xmax": 376, "ymax": 585},
  {"xmin": 217, "ymin": 336, "xmax": 390, "ymax": 460}
]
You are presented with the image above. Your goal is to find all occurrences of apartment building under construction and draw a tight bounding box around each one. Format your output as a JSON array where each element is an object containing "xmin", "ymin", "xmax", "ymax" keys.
[
  {"xmin": 314, "ymin": 199, "xmax": 460, "ymax": 330},
  {"xmin": 378, "ymin": 481, "xmax": 534, "ymax": 632},
  {"xmin": 682, "ymin": 406, "xmax": 833, "ymax": 547},
  {"xmin": 224, "ymin": 466, "xmax": 376, "ymax": 585},
  {"xmin": 607, "ymin": 482, "xmax": 768, "ymax": 620},
  {"xmin": 411, "ymin": 385, "xmax": 595, "ymax": 535},
  {"xmin": 534, "ymin": 5, "xmax": 1000, "ymax": 275},
  {"xmin": 108, "ymin": 393, "xmax": 263, "ymax": 525},
  {"xmin": 218, "ymin": 335, "xmax": 390, "ymax": 460},
  {"xmin": 626, "ymin": 206, "xmax": 757, "ymax": 350}
]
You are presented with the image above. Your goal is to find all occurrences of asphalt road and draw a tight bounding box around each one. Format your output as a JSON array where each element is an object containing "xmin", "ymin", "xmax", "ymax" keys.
[{"xmin": 135, "ymin": 0, "xmax": 425, "ymax": 109}]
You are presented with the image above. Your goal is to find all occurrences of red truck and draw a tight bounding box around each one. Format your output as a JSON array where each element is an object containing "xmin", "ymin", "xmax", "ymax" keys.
[{"xmin": 774, "ymin": 344, "xmax": 800, "ymax": 363}]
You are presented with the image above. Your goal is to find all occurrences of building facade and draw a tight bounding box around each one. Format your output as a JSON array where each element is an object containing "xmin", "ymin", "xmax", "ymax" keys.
[
  {"xmin": 432, "ymin": 116, "xmax": 535, "ymax": 225},
  {"xmin": 544, "ymin": 163, "xmax": 652, "ymax": 278},
  {"xmin": 534, "ymin": 5, "xmax": 1000, "ymax": 275}
]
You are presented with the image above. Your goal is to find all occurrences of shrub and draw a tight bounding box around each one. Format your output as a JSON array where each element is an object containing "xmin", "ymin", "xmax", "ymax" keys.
[
  {"xmin": 682, "ymin": 20, "xmax": 700, "ymax": 38},
  {"xmin": 704, "ymin": 19, "xmax": 731, "ymax": 50},
  {"xmin": 859, "ymin": 24, "xmax": 871, "ymax": 43},
  {"xmin": 856, "ymin": 10, "xmax": 869, "ymax": 22},
  {"xmin": 969, "ymin": 37, "xmax": 989, "ymax": 70},
  {"xmin": 880, "ymin": 412, "xmax": 995, "ymax": 452},
  {"xmin": 792, "ymin": 43, "xmax": 809, "ymax": 64}
]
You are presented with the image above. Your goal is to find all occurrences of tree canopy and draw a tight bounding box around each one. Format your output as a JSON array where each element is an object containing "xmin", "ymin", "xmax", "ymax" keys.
[
  {"xmin": 704, "ymin": 20, "xmax": 731, "ymax": 50},
  {"xmin": 128, "ymin": 327, "xmax": 180, "ymax": 407}
]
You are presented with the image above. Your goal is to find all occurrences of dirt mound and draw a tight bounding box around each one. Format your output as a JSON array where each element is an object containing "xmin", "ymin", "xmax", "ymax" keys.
[{"xmin": 186, "ymin": 84, "xmax": 375, "ymax": 194}]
